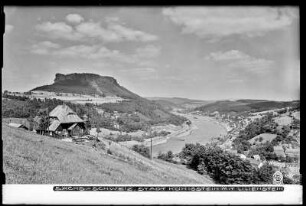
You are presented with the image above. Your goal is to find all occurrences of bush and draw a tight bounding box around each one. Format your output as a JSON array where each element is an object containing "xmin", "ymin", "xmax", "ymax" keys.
[
  {"xmin": 180, "ymin": 143, "xmax": 282, "ymax": 184},
  {"xmin": 116, "ymin": 134, "xmax": 132, "ymax": 142},
  {"xmin": 93, "ymin": 141, "xmax": 106, "ymax": 150},
  {"xmin": 248, "ymin": 142, "xmax": 278, "ymax": 161},
  {"xmin": 179, "ymin": 143, "xmax": 203, "ymax": 167},
  {"xmin": 131, "ymin": 145, "xmax": 150, "ymax": 158},
  {"xmin": 107, "ymin": 149, "xmax": 112, "ymax": 155},
  {"xmin": 180, "ymin": 143, "xmax": 256, "ymax": 184},
  {"xmin": 283, "ymin": 175, "xmax": 295, "ymax": 184},
  {"xmin": 252, "ymin": 164, "xmax": 275, "ymax": 184},
  {"xmin": 157, "ymin": 151, "xmax": 174, "ymax": 163}
]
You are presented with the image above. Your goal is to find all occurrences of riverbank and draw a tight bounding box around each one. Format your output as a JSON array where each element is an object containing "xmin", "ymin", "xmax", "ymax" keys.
[
  {"xmin": 151, "ymin": 113, "xmax": 228, "ymax": 156},
  {"xmin": 102, "ymin": 113, "xmax": 229, "ymax": 155},
  {"xmin": 118, "ymin": 122, "xmax": 193, "ymax": 148}
]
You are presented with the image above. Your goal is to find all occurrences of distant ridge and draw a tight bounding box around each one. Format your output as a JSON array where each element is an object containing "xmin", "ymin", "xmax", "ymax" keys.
[
  {"xmin": 146, "ymin": 97, "xmax": 214, "ymax": 109},
  {"xmin": 194, "ymin": 99, "xmax": 299, "ymax": 114},
  {"xmin": 31, "ymin": 73, "xmax": 141, "ymax": 100}
]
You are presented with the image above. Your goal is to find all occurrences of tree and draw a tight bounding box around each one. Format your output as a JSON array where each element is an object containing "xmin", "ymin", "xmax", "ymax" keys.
[
  {"xmin": 37, "ymin": 109, "xmax": 49, "ymax": 135},
  {"xmin": 158, "ymin": 151, "xmax": 174, "ymax": 162},
  {"xmin": 180, "ymin": 143, "xmax": 256, "ymax": 184},
  {"xmin": 96, "ymin": 127, "xmax": 101, "ymax": 137},
  {"xmin": 132, "ymin": 145, "xmax": 150, "ymax": 158},
  {"xmin": 283, "ymin": 175, "xmax": 294, "ymax": 184},
  {"xmin": 253, "ymin": 164, "xmax": 275, "ymax": 184}
]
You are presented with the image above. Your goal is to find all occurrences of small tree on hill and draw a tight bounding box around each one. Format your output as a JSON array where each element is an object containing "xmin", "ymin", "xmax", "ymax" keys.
[
  {"xmin": 96, "ymin": 127, "xmax": 101, "ymax": 137},
  {"xmin": 158, "ymin": 150, "xmax": 174, "ymax": 162},
  {"xmin": 37, "ymin": 109, "xmax": 49, "ymax": 135}
]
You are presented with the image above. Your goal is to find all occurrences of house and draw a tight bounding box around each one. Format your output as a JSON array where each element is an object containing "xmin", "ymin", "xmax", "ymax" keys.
[
  {"xmin": 239, "ymin": 154, "xmax": 247, "ymax": 160},
  {"xmin": 8, "ymin": 122, "xmax": 29, "ymax": 130},
  {"xmin": 267, "ymin": 160, "xmax": 286, "ymax": 168},
  {"xmin": 243, "ymin": 150, "xmax": 250, "ymax": 157},
  {"xmin": 248, "ymin": 158, "xmax": 261, "ymax": 168},
  {"xmin": 47, "ymin": 104, "xmax": 86, "ymax": 137},
  {"xmin": 7, "ymin": 118, "xmax": 31, "ymax": 130},
  {"xmin": 225, "ymin": 149, "xmax": 238, "ymax": 155},
  {"xmin": 252, "ymin": 155, "xmax": 261, "ymax": 161},
  {"xmin": 209, "ymin": 111, "xmax": 219, "ymax": 117}
]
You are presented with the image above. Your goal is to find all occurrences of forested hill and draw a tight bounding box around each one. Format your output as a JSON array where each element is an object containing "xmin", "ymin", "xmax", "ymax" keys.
[
  {"xmin": 31, "ymin": 73, "xmax": 141, "ymax": 100},
  {"xmin": 194, "ymin": 99, "xmax": 300, "ymax": 114},
  {"xmin": 4, "ymin": 73, "xmax": 188, "ymax": 131}
]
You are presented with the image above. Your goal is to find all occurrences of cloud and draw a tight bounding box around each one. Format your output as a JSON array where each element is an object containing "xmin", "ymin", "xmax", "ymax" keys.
[
  {"xmin": 51, "ymin": 44, "xmax": 133, "ymax": 63},
  {"xmin": 30, "ymin": 42, "xmax": 160, "ymax": 66},
  {"xmin": 107, "ymin": 23, "xmax": 158, "ymax": 42},
  {"xmin": 66, "ymin": 14, "xmax": 84, "ymax": 24},
  {"xmin": 226, "ymin": 73, "xmax": 246, "ymax": 83},
  {"xmin": 122, "ymin": 67, "xmax": 158, "ymax": 80},
  {"xmin": 206, "ymin": 50, "xmax": 249, "ymax": 61},
  {"xmin": 163, "ymin": 7, "xmax": 297, "ymax": 39},
  {"xmin": 135, "ymin": 45, "xmax": 161, "ymax": 58},
  {"xmin": 31, "ymin": 41, "xmax": 61, "ymax": 54},
  {"xmin": 35, "ymin": 21, "xmax": 82, "ymax": 41},
  {"xmin": 5, "ymin": 24, "xmax": 14, "ymax": 34},
  {"xmin": 206, "ymin": 50, "xmax": 274, "ymax": 74},
  {"xmin": 35, "ymin": 15, "xmax": 158, "ymax": 42},
  {"xmin": 105, "ymin": 16, "xmax": 120, "ymax": 23}
]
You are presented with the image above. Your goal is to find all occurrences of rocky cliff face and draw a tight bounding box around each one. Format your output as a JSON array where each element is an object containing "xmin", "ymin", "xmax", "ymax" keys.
[
  {"xmin": 32, "ymin": 73, "xmax": 139, "ymax": 99},
  {"xmin": 54, "ymin": 73, "xmax": 118, "ymax": 85}
]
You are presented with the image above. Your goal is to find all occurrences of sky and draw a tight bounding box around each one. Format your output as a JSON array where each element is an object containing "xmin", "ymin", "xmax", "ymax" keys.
[{"xmin": 3, "ymin": 6, "xmax": 300, "ymax": 101}]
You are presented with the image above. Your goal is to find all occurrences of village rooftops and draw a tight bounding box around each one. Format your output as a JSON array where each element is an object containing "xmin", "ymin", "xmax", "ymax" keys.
[
  {"xmin": 252, "ymin": 155, "xmax": 261, "ymax": 161},
  {"xmin": 49, "ymin": 104, "xmax": 84, "ymax": 123}
]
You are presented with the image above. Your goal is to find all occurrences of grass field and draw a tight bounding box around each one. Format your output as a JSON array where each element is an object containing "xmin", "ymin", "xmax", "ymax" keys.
[
  {"xmin": 3, "ymin": 123, "xmax": 213, "ymax": 184},
  {"xmin": 274, "ymin": 115, "xmax": 293, "ymax": 126},
  {"xmin": 249, "ymin": 133, "xmax": 277, "ymax": 145}
]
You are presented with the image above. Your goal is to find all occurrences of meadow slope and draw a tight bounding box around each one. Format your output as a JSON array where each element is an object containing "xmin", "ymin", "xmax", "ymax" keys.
[{"xmin": 2, "ymin": 124, "xmax": 213, "ymax": 184}]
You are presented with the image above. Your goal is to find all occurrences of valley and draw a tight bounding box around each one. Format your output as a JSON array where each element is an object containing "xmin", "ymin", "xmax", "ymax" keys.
[{"xmin": 2, "ymin": 72, "xmax": 301, "ymax": 185}]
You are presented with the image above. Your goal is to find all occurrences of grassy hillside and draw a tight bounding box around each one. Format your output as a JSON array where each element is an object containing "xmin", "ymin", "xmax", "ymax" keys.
[
  {"xmin": 3, "ymin": 124, "xmax": 213, "ymax": 184},
  {"xmin": 151, "ymin": 99, "xmax": 183, "ymax": 110}
]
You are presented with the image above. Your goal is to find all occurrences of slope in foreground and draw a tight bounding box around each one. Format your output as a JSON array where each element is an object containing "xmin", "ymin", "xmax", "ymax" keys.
[{"xmin": 3, "ymin": 124, "xmax": 213, "ymax": 184}]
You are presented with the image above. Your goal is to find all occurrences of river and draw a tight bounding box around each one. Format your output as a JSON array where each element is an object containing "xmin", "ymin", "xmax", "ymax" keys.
[{"xmin": 152, "ymin": 113, "xmax": 227, "ymax": 156}]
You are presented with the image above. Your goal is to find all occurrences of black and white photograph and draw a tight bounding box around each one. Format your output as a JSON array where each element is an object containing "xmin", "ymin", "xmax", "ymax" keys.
[{"xmin": 2, "ymin": 5, "xmax": 301, "ymax": 204}]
